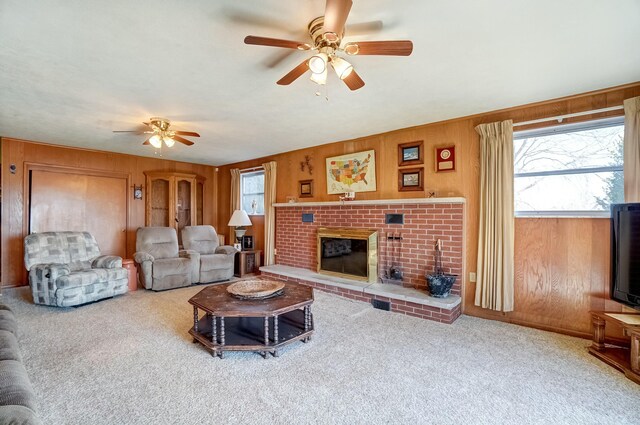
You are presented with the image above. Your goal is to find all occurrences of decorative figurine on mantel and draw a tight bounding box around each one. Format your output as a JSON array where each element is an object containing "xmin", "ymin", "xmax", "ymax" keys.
[{"xmin": 426, "ymin": 239, "xmax": 458, "ymax": 298}]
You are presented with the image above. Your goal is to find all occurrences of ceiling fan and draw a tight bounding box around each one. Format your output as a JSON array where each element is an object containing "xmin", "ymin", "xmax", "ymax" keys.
[
  {"xmin": 244, "ymin": 0, "xmax": 413, "ymax": 91},
  {"xmin": 113, "ymin": 117, "xmax": 200, "ymax": 148}
]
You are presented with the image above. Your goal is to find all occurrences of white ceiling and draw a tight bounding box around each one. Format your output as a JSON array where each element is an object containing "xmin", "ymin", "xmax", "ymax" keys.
[{"xmin": 1, "ymin": 0, "xmax": 639, "ymax": 166}]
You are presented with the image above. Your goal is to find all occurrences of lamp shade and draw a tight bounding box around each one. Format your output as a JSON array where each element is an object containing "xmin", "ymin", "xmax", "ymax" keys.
[
  {"xmin": 330, "ymin": 56, "xmax": 353, "ymax": 80},
  {"xmin": 228, "ymin": 209, "xmax": 252, "ymax": 227},
  {"xmin": 309, "ymin": 53, "xmax": 328, "ymax": 74},
  {"xmin": 149, "ymin": 134, "xmax": 162, "ymax": 148},
  {"xmin": 163, "ymin": 136, "xmax": 175, "ymax": 147}
]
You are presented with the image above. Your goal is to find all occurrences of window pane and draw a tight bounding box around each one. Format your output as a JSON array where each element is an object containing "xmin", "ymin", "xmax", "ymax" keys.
[
  {"xmin": 240, "ymin": 171, "xmax": 265, "ymax": 214},
  {"xmin": 515, "ymin": 171, "xmax": 624, "ymax": 212},
  {"xmin": 242, "ymin": 194, "xmax": 264, "ymax": 215},
  {"xmin": 514, "ymin": 124, "xmax": 623, "ymax": 174}
]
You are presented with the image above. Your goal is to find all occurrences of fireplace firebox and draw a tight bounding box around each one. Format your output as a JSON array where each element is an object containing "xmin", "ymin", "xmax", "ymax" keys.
[{"xmin": 316, "ymin": 227, "xmax": 378, "ymax": 283}]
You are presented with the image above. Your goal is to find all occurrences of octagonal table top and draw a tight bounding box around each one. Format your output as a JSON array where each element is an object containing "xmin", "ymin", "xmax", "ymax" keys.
[{"xmin": 188, "ymin": 281, "xmax": 314, "ymax": 317}]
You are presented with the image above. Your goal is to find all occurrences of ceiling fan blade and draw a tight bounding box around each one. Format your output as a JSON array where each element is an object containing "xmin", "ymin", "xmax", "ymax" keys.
[
  {"xmin": 344, "ymin": 40, "xmax": 413, "ymax": 56},
  {"xmin": 113, "ymin": 130, "xmax": 144, "ymax": 133},
  {"xmin": 323, "ymin": 0, "xmax": 352, "ymax": 40},
  {"xmin": 343, "ymin": 69, "xmax": 365, "ymax": 91},
  {"xmin": 173, "ymin": 135, "xmax": 194, "ymax": 146},
  {"xmin": 277, "ymin": 60, "xmax": 310, "ymax": 85},
  {"xmin": 142, "ymin": 137, "xmax": 151, "ymax": 145},
  {"xmin": 346, "ymin": 20, "xmax": 383, "ymax": 35},
  {"xmin": 173, "ymin": 130, "xmax": 200, "ymax": 138},
  {"xmin": 244, "ymin": 35, "xmax": 311, "ymax": 50}
]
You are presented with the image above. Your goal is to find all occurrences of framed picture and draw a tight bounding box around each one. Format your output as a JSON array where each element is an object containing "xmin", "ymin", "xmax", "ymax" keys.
[
  {"xmin": 398, "ymin": 168, "xmax": 424, "ymax": 192},
  {"xmin": 326, "ymin": 150, "xmax": 376, "ymax": 194},
  {"xmin": 241, "ymin": 235, "xmax": 253, "ymax": 250},
  {"xmin": 299, "ymin": 179, "xmax": 313, "ymax": 198},
  {"xmin": 435, "ymin": 145, "xmax": 456, "ymax": 172},
  {"xmin": 398, "ymin": 141, "xmax": 424, "ymax": 167}
]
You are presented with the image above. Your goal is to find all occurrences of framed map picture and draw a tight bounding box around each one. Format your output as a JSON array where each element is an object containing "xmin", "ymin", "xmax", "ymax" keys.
[{"xmin": 326, "ymin": 150, "xmax": 377, "ymax": 194}]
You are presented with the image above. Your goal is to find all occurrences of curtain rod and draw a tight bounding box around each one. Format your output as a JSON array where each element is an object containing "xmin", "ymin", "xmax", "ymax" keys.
[
  {"xmin": 513, "ymin": 105, "xmax": 624, "ymax": 127},
  {"xmin": 240, "ymin": 165, "xmax": 264, "ymax": 172}
]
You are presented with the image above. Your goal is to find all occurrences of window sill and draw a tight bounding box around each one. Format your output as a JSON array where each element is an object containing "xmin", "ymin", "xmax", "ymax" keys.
[{"xmin": 515, "ymin": 211, "xmax": 610, "ymax": 219}]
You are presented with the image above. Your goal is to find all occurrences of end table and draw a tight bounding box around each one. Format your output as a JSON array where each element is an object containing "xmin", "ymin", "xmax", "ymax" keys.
[{"xmin": 234, "ymin": 249, "xmax": 262, "ymax": 278}]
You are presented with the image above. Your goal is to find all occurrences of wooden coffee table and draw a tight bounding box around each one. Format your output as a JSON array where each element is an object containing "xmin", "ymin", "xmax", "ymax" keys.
[{"xmin": 188, "ymin": 281, "xmax": 314, "ymax": 358}]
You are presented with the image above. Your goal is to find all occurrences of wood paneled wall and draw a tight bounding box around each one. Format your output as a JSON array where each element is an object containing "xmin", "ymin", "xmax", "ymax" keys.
[
  {"xmin": 217, "ymin": 82, "xmax": 640, "ymax": 339},
  {"xmin": 1, "ymin": 138, "xmax": 218, "ymax": 287}
]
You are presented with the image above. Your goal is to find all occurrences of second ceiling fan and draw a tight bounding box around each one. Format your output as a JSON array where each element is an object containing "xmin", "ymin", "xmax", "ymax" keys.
[{"xmin": 244, "ymin": 0, "xmax": 413, "ymax": 91}]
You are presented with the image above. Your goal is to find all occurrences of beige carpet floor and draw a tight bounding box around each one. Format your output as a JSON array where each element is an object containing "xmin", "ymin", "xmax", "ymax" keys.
[{"xmin": 2, "ymin": 284, "xmax": 640, "ymax": 425}]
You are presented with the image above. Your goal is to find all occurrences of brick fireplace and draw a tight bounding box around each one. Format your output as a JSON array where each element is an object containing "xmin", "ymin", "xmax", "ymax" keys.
[{"xmin": 274, "ymin": 200, "xmax": 464, "ymax": 294}]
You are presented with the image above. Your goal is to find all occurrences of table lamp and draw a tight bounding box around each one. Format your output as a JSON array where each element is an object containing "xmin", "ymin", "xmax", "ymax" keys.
[{"xmin": 228, "ymin": 209, "xmax": 252, "ymax": 244}]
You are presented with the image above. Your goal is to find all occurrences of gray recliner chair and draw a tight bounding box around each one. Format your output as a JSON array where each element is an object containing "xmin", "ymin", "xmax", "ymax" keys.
[
  {"xmin": 134, "ymin": 227, "xmax": 199, "ymax": 291},
  {"xmin": 23, "ymin": 231, "xmax": 128, "ymax": 307},
  {"xmin": 182, "ymin": 226, "xmax": 237, "ymax": 283}
]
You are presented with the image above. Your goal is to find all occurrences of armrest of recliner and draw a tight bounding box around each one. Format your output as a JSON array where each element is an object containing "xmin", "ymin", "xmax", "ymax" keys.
[
  {"xmin": 215, "ymin": 245, "xmax": 238, "ymax": 256},
  {"xmin": 92, "ymin": 255, "xmax": 123, "ymax": 269},
  {"xmin": 31, "ymin": 263, "xmax": 70, "ymax": 279},
  {"xmin": 179, "ymin": 250, "xmax": 200, "ymax": 284},
  {"xmin": 133, "ymin": 252, "xmax": 154, "ymax": 264},
  {"xmin": 28, "ymin": 263, "xmax": 70, "ymax": 306}
]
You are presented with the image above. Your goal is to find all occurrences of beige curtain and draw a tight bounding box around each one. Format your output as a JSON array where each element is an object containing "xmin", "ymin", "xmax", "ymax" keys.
[
  {"xmin": 263, "ymin": 161, "xmax": 277, "ymax": 266},
  {"xmin": 475, "ymin": 120, "xmax": 515, "ymax": 312},
  {"xmin": 230, "ymin": 168, "xmax": 241, "ymax": 214},
  {"xmin": 624, "ymin": 97, "xmax": 640, "ymax": 202},
  {"xmin": 229, "ymin": 169, "xmax": 241, "ymax": 242}
]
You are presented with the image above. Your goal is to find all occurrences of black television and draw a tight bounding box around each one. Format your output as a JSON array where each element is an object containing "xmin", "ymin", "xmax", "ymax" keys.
[{"xmin": 611, "ymin": 203, "xmax": 640, "ymax": 310}]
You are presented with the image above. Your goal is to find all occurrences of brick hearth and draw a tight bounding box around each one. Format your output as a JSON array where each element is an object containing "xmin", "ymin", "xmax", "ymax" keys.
[
  {"xmin": 270, "ymin": 198, "xmax": 465, "ymax": 324},
  {"xmin": 275, "ymin": 199, "xmax": 464, "ymax": 294}
]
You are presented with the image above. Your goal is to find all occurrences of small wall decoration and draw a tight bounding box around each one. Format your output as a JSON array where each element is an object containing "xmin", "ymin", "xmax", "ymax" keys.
[
  {"xmin": 398, "ymin": 168, "xmax": 424, "ymax": 192},
  {"xmin": 300, "ymin": 155, "xmax": 313, "ymax": 175},
  {"xmin": 326, "ymin": 150, "xmax": 376, "ymax": 194},
  {"xmin": 133, "ymin": 185, "xmax": 143, "ymax": 200},
  {"xmin": 299, "ymin": 179, "xmax": 313, "ymax": 198},
  {"xmin": 435, "ymin": 145, "xmax": 456, "ymax": 172},
  {"xmin": 398, "ymin": 141, "xmax": 424, "ymax": 167}
]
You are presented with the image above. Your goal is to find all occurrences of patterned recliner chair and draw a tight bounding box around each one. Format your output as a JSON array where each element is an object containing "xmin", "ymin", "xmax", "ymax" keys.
[
  {"xmin": 134, "ymin": 227, "xmax": 200, "ymax": 291},
  {"xmin": 182, "ymin": 225, "xmax": 237, "ymax": 283},
  {"xmin": 24, "ymin": 232, "xmax": 128, "ymax": 307}
]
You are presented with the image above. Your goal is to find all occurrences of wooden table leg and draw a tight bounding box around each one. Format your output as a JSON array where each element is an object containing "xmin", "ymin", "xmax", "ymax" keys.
[
  {"xmin": 591, "ymin": 315, "xmax": 606, "ymax": 352},
  {"xmin": 192, "ymin": 306, "xmax": 199, "ymax": 343},
  {"xmin": 212, "ymin": 315, "xmax": 217, "ymax": 344},
  {"xmin": 273, "ymin": 315, "xmax": 280, "ymax": 357},
  {"xmin": 630, "ymin": 329, "xmax": 640, "ymax": 374}
]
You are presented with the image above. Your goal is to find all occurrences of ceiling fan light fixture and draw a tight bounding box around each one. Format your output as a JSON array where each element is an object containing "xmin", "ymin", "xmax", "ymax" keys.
[
  {"xmin": 163, "ymin": 136, "xmax": 175, "ymax": 147},
  {"xmin": 330, "ymin": 56, "xmax": 353, "ymax": 80},
  {"xmin": 310, "ymin": 67, "xmax": 328, "ymax": 85},
  {"xmin": 309, "ymin": 53, "xmax": 328, "ymax": 74},
  {"xmin": 149, "ymin": 134, "xmax": 162, "ymax": 148}
]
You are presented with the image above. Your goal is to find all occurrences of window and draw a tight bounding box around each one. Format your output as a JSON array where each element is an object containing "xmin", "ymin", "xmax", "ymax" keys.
[
  {"xmin": 241, "ymin": 170, "xmax": 264, "ymax": 215},
  {"xmin": 514, "ymin": 117, "xmax": 624, "ymax": 216}
]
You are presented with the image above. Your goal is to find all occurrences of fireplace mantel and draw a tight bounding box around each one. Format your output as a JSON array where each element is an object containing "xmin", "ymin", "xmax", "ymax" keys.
[{"xmin": 273, "ymin": 197, "xmax": 465, "ymax": 208}]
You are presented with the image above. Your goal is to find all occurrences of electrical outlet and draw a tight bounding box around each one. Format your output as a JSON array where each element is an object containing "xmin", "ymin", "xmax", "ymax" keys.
[{"xmin": 469, "ymin": 272, "xmax": 477, "ymax": 283}]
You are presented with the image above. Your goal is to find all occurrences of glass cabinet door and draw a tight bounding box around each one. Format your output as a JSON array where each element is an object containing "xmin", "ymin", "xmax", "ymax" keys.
[
  {"xmin": 176, "ymin": 178, "xmax": 194, "ymax": 244},
  {"xmin": 149, "ymin": 178, "xmax": 170, "ymax": 227}
]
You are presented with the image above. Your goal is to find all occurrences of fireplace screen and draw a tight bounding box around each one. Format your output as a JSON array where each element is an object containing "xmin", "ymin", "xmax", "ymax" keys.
[{"xmin": 319, "ymin": 237, "xmax": 368, "ymax": 278}]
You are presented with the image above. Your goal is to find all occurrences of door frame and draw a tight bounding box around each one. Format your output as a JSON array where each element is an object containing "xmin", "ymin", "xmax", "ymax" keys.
[{"xmin": 23, "ymin": 162, "xmax": 131, "ymax": 258}]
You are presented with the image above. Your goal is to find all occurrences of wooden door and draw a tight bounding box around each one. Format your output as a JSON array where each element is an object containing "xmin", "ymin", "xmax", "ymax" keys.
[{"xmin": 29, "ymin": 170, "xmax": 128, "ymax": 257}]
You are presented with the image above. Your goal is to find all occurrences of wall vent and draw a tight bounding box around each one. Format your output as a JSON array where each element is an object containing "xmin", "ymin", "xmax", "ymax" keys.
[
  {"xmin": 372, "ymin": 299, "xmax": 391, "ymax": 311},
  {"xmin": 385, "ymin": 213, "xmax": 404, "ymax": 225}
]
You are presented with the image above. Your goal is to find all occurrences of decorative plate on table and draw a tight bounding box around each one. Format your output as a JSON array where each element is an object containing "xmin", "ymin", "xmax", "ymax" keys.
[{"xmin": 227, "ymin": 280, "xmax": 285, "ymax": 300}]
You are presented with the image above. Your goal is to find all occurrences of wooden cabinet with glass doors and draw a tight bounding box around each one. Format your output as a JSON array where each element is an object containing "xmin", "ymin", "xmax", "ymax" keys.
[{"xmin": 144, "ymin": 171, "xmax": 205, "ymax": 245}]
